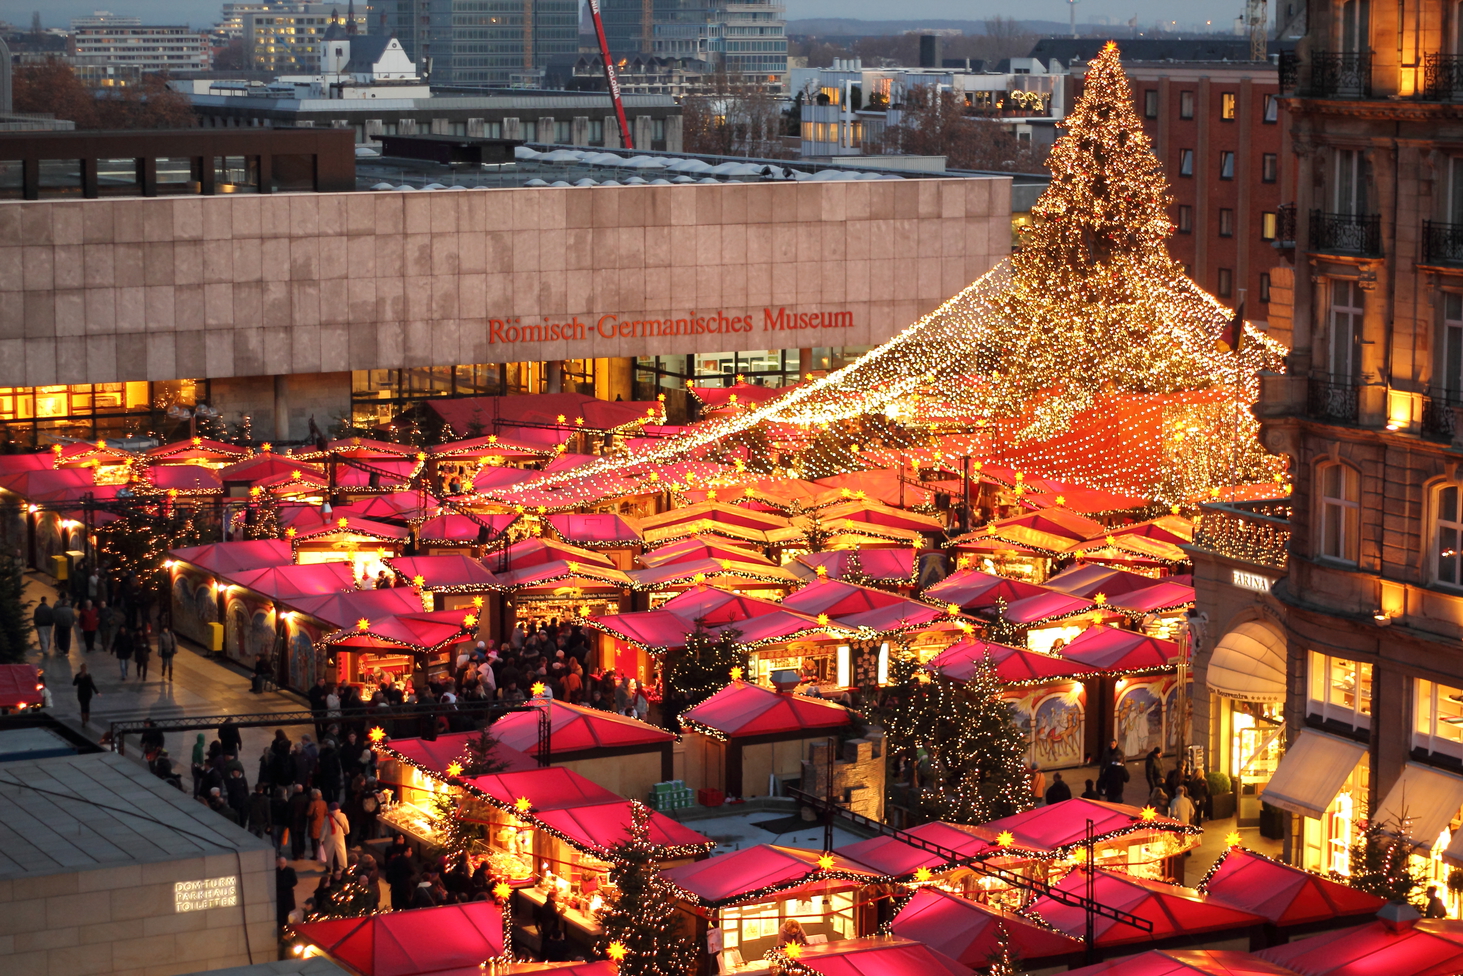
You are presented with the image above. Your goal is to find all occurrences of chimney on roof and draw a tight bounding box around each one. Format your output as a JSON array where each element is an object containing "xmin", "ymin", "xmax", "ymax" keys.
[{"xmin": 770, "ymin": 669, "xmax": 801, "ymax": 693}]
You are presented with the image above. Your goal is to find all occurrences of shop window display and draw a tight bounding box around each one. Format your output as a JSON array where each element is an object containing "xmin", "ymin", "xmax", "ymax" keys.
[{"xmin": 1307, "ymin": 651, "xmax": 1372, "ymax": 729}]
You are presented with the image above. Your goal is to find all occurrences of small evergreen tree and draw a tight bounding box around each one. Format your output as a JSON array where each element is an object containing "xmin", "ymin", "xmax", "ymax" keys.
[
  {"xmin": 244, "ymin": 491, "xmax": 280, "ymax": 541},
  {"xmin": 1338, "ymin": 817, "xmax": 1428, "ymax": 907},
  {"xmin": 595, "ymin": 801, "xmax": 697, "ymax": 976},
  {"xmin": 659, "ymin": 623, "xmax": 747, "ymax": 725},
  {"xmin": 425, "ymin": 789, "xmax": 486, "ymax": 861},
  {"xmin": 0, "ymin": 551, "xmax": 33, "ymax": 664},
  {"xmin": 986, "ymin": 921, "xmax": 1027, "ymax": 976},
  {"xmin": 456, "ymin": 725, "xmax": 513, "ymax": 777}
]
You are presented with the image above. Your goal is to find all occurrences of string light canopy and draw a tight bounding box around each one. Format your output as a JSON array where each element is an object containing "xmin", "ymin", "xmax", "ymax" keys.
[{"xmin": 478, "ymin": 41, "xmax": 1285, "ymax": 510}]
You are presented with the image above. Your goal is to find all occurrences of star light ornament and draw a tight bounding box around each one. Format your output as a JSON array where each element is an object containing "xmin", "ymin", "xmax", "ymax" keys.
[
  {"xmin": 478, "ymin": 40, "xmax": 1287, "ymax": 511},
  {"xmin": 493, "ymin": 882, "xmax": 512, "ymax": 901},
  {"xmin": 606, "ymin": 942, "xmax": 628, "ymax": 962},
  {"xmin": 445, "ymin": 761, "xmax": 464, "ymax": 777}
]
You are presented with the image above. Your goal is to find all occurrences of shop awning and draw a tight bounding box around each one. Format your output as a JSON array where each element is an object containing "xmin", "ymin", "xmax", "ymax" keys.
[
  {"xmin": 971, "ymin": 797, "xmax": 1197, "ymax": 855},
  {"xmin": 1059, "ymin": 626, "xmax": 1177, "ymax": 673},
  {"xmin": 379, "ymin": 732, "xmax": 537, "ymax": 780},
  {"xmin": 1259, "ymin": 729, "xmax": 1368, "ymax": 820},
  {"xmin": 679, "ymin": 680, "xmax": 854, "ymax": 739},
  {"xmin": 1257, "ymin": 918, "xmax": 1463, "ymax": 976},
  {"xmin": 1373, "ymin": 763, "xmax": 1463, "ymax": 850},
  {"xmin": 1206, "ymin": 621, "xmax": 1286, "ymax": 703},
  {"xmin": 890, "ymin": 888, "xmax": 1082, "ymax": 966},
  {"xmin": 545, "ymin": 512, "xmax": 643, "ymax": 546},
  {"xmin": 928, "ymin": 639, "xmax": 1088, "ymax": 686},
  {"xmin": 1199, "ymin": 847, "xmax": 1384, "ymax": 925},
  {"xmin": 293, "ymin": 899, "xmax": 509, "ymax": 974},
  {"xmin": 530, "ymin": 800, "xmax": 714, "ymax": 858},
  {"xmin": 170, "ymin": 539, "xmax": 295, "ymax": 574},
  {"xmin": 0, "ymin": 665, "xmax": 43, "ymax": 709}
]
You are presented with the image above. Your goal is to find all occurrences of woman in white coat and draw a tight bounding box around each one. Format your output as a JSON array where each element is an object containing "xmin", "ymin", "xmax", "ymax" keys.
[{"xmin": 321, "ymin": 801, "xmax": 350, "ymax": 873}]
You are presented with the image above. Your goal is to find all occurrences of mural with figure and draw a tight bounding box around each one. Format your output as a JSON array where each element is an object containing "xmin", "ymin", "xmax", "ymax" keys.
[
  {"xmin": 1116, "ymin": 682, "xmax": 1166, "ymax": 758},
  {"xmin": 1005, "ymin": 685, "xmax": 1085, "ymax": 769},
  {"xmin": 285, "ymin": 615, "xmax": 331, "ymax": 692},
  {"xmin": 225, "ymin": 595, "xmax": 277, "ymax": 666},
  {"xmin": 1164, "ymin": 682, "xmax": 1193, "ymax": 752},
  {"xmin": 171, "ymin": 567, "xmax": 219, "ymax": 646},
  {"xmin": 34, "ymin": 514, "xmax": 64, "ymax": 571}
]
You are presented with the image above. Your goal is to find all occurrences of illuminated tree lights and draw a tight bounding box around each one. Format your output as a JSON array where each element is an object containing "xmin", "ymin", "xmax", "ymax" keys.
[
  {"xmin": 594, "ymin": 801, "xmax": 699, "ymax": 976},
  {"xmin": 480, "ymin": 40, "xmax": 1286, "ymax": 509}
]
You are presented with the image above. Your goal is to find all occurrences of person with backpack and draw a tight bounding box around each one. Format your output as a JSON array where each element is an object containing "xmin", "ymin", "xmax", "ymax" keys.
[{"xmin": 33, "ymin": 596, "xmax": 53, "ymax": 654}]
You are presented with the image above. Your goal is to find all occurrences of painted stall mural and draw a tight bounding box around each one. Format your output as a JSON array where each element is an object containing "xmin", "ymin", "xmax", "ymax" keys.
[
  {"xmin": 1115, "ymin": 680, "xmax": 1171, "ymax": 759},
  {"xmin": 285, "ymin": 616, "xmax": 331, "ymax": 692},
  {"xmin": 224, "ymin": 594, "xmax": 277, "ymax": 666},
  {"xmin": 1164, "ymin": 682, "xmax": 1192, "ymax": 752},
  {"xmin": 171, "ymin": 567, "xmax": 218, "ymax": 646},
  {"xmin": 1007, "ymin": 685, "xmax": 1085, "ymax": 770},
  {"xmin": 34, "ymin": 514, "xmax": 66, "ymax": 571}
]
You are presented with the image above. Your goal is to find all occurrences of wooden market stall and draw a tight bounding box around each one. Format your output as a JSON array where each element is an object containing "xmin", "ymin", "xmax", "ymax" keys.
[
  {"xmin": 489, "ymin": 699, "xmax": 675, "ymax": 800},
  {"xmin": 317, "ymin": 607, "xmax": 476, "ymax": 688}
]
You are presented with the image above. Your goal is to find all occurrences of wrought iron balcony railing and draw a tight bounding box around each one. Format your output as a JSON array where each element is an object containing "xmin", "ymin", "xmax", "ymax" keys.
[
  {"xmin": 1422, "ymin": 389, "xmax": 1462, "ymax": 441},
  {"xmin": 1192, "ymin": 500, "xmax": 1291, "ymax": 570},
  {"xmin": 1423, "ymin": 220, "xmax": 1463, "ymax": 266},
  {"xmin": 1423, "ymin": 54, "xmax": 1463, "ymax": 101},
  {"xmin": 1308, "ymin": 373, "xmax": 1360, "ymax": 424},
  {"xmin": 1309, "ymin": 51, "xmax": 1373, "ymax": 98},
  {"xmin": 1310, "ymin": 210, "xmax": 1381, "ymax": 256}
]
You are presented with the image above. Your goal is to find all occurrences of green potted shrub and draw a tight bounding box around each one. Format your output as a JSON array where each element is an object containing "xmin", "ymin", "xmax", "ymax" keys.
[{"xmin": 1207, "ymin": 770, "xmax": 1235, "ymax": 820}]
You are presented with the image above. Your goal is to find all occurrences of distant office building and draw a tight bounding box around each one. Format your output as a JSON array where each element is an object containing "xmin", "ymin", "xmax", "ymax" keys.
[
  {"xmin": 381, "ymin": 0, "xmax": 579, "ymax": 87},
  {"xmin": 69, "ymin": 25, "xmax": 213, "ymax": 73},
  {"xmin": 70, "ymin": 10, "xmax": 143, "ymax": 29},
  {"xmin": 596, "ymin": 0, "xmax": 787, "ymax": 93},
  {"xmin": 244, "ymin": 4, "xmax": 368, "ymax": 74},
  {"xmin": 547, "ymin": 53, "xmax": 710, "ymax": 97},
  {"xmin": 218, "ymin": 3, "xmax": 273, "ymax": 40}
]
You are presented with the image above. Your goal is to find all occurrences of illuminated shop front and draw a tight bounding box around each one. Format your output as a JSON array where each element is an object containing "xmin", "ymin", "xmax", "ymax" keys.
[
  {"xmin": 0, "ymin": 379, "xmax": 205, "ymax": 446},
  {"xmin": 1205, "ymin": 620, "xmax": 1287, "ymax": 826},
  {"xmin": 1262, "ymin": 727, "xmax": 1369, "ymax": 875}
]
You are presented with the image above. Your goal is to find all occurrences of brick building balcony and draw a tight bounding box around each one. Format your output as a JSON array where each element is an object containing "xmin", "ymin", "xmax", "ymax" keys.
[
  {"xmin": 1423, "ymin": 54, "xmax": 1463, "ymax": 101},
  {"xmin": 1192, "ymin": 500, "xmax": 1291, "ymax": 570},
  {"xmin": 1280, "ymin": 50, "xmax": 1372, "ymax": 98},
  {"xmin": 1310, "ymin": 210, "xmax": 1381, "ymax": 256},
  {"xmin": 1423, "ymin": 220, "xmax": 1463, "ymax": 266}
]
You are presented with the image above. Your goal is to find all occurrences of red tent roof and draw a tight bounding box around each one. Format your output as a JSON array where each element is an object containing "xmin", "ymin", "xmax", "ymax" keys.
[
  {"xmin": 1199, "ymin": 848, "xmax": 1385, "ymax": 926},
  {"xmin": 892, "ymin": 888, "xmax": 1081, "ymax": 966},
  {"xmin": 472, "ymin": 466, "xmax": 535, "ymax": 493},
  {"xmin": 498, "ymin": 537, "xmax": 615, "ymax": 569},
  {"xmin": 429, "ymin": 435, "xmax": 548, "ymax": 460},
  {"xmin": 1110, "ymin": 582, "xmax": 1197, "ymax": 614},
  {"xmin": 796, "ymin": 549, "xmax": 918, "ymax": 584},
  {"xmin": 0, "ymin": 467, "xmax": 97, "ymax": 497},
  {"xmin": 466, "ymin": 766, "xmax": 622, "ymax": 812},
  {"xmin": 972, "ymin": 798, "xmax": 1196, "ymax": 854},
  {"xmin": 1064, "ymin": 949, "xmax": 1305, "ymax": 976},
  {"xmin": 1028, "ymin": 870, "xmax": 1265, "ymax": 947},
  {"xmin": 530, "ymin": 800, "xmax": 714, "ymax": 857},
  {"xmin": 680, "ymin": 680, "xmax": 853, "ymax": 738},
  {"xmin": 1060, "ymin": 626, "xmax": 1178, "ymax": 673},
  {"xmin": 289, "ymin": 588, "xmax": 427, "ymax": 630},
  {"xmin": 689, "ymin": 380, "xmax": 794, "ymax": 410},
  {"xmin": 416, "ymin": 513, "xmax": 495, "ymax": 544},
  {"xmin": 545, "ymin": 512, "xmax": 643, "ymax": 546},
  {"xmin": 1256, "ymin": 918, "xmax": 1463, "ymax": 976},
  {"xmin": 218, "ymin": 453, "xmax": 320, "ymax": 484},
  {"xmin": 386, "ymin": 554, "xmax": 499, "ymax": 592},
  {"xmin": 837, "ymin": 821, "xmax": 991, "ymax": 877},
  {"xmin": 662, "ymin": 844, "xmax": 882, "ymax": 906},
  {"xmin": 144, "ymin": 438, "xmax": 250, "ymax": 463},
  {"xmin": 170, "ymin": 540, "xmax": 294, "ymax": 575},
  {"xmin": 776, "ymin": 937, "xmax": 973, "ymax": 976},
  {"xmin": 928, "ymin": 639, "xmax": 1088, "ymax": 685},
  {"xmin": 1047, "ymin": 564, "xmax": 1165, "ymax": 600},
  {"xmin": 291, "ymin": 516, "xmax": 410, "ymax": 542},
  {"xmin": 660, "ymin": 586, "xmax": 784, "ymax": 624},
  {"xmin": 0, "ymin": 664, "xmax": 43, "ymax": 709},
  {"xmin": 815, "ymin": 469, "xmax": 937, "ymax": 508},
  {"xmin": 1022, "ymin": 489, "xmax": 1150, "ymax": 514},
  {"xmin": 999, "ymin": 590, "xmax": 1097, "ymax": 625},
  {"xmin": 626, "ymin": 557, "xmax": 800, "ymax": 591},
  {"xmin": 782, "ymin": 578, "xmax": 909, "ymax": 616},
  {"xmin": 293, "ymin": 900, "xmax": 508, "ymax": 975},
  {"xmin": 379, "ymin": 733, "xmax": 537, "ymax": 779},
  {"xmin": 584, "ymin": 609, "xmax": 695, "ymax": 651},
  {"xmin": 143, "ymin": 465, "xmax": 222, "ymax": 492},
  {"xmin": 335, "ymin": 492, "xmax": 440, "ymax": 522},
  {"xmin": 923, "ymin": 570, "xmax": 1049, "ymax": 610},
  {"xmin": 640, "ymin": 535, "xmax": 772, "ymax": 567},
  {"xmin": 325, "ymin": 610, "xmax": 472, "ymax": 654},
  {"xmin": 489, "ymin": 700, "xmax": 674, "ymax": 755},
  {"xmin": 224, "ymin": 563, "xmax": 355, "ymax": 600},
  {"xmin": 0, "ymin": 453, "xmax": 57, "ymax": 474},
  {"xmin": 835, "ymin": 598, "xmax": 956, "ymax": 634}
]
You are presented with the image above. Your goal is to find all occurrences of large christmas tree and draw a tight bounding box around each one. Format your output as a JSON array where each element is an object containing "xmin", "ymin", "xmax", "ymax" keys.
[{"xmin": 596, "ymin": 802, "xmax": 698, "ymax": 976}]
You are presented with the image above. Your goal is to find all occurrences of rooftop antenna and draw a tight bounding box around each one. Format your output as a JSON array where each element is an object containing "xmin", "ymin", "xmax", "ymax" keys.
[{"xmin": 1067, "ymin": 0, "xmax": 1079, "ymax": 38}]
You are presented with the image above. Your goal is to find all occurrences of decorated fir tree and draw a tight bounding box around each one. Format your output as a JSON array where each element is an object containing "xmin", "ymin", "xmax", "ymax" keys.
[
  {"xmin": 0, "ymin": 548, "xmax": 32, "ymax": 664},
  {"xmin": 1339, "ymin": 817, "xmax": 1428, "ymax": 907},
  {"xmin": 425, "ymin": 789, "xmax": 486, "ymax": 860},
  {"xmin": 245, "ymin": 490, "xmax": 280, "ymax": 541},
  {"xmin": 455, "ymin": 725, "xmax": 512, "ymax": 777},
  {"xmin": 986, "ymin": 921, "xmax": 1028, "ymax": 976},
  {"xmin": 596, "ymin": 801, "xmax": 698, "ymax": 976},
  {"xmin": 659, "ymin": 623, "xmax": 747, "ymax": 725}
]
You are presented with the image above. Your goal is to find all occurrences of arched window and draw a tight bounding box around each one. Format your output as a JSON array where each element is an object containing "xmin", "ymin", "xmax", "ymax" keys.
[
  {"xmin": 1435, "ymin": 483, "xmax": 1463, "ymax": 586},
  {"xmin": 1317, "ymin": 461, "xmax": 1360, "ymax": 564}
]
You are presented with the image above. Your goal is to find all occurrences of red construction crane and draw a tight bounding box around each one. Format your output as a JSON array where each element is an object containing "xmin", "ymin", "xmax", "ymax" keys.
[{"xmin": 585, "ymin": 0, "xmax": 634, "ymax": 150}]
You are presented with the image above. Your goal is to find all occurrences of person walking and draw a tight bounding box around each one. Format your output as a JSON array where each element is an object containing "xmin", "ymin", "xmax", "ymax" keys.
[
  {"xmin": 78, "ymin": 600, "xmax": 99, "ymax": 654},
  {"xmin": 33, "ymin": 596, "xmax": 53, "ymax": 655},
  {"xmin": 276, "ymin": 857, "xmax": 297, "ymax": 930},
  {"xmin": 112, "ymin": 624, "xmax": 134, "ymax": 680},
  {"xmin": 157, "ymin": 626, "xmax": 176, "ymax": 681},
  {"xmin": 133, "ymin": 632, "xmax": 151, "ymax": 682},
  {"xmin": 247, "ymin": 782, "xmax": 272, "ymax": 839},
  {"xmin": 321, "ymin": 801, "xmax": 349, "ymax": 873},
  {"xmin": 72, "ymin": 664, "xmax": 99, "ymax": 725},
  {"xmin": 1168, "ymin": 785, "xmax": 1196, "ymax": 826},
  {"xmin": 97, "ymin": 601, "xmax": 119, "ymax": 655},
  {"xmin": 270, "ymin": 786, "xmax": 290, "ymax": 855},
  {"xmin": 288, "ymin": 784, "xmax": 311, "ymax": 861},
  {"xmin": 306, "ymin": 789, "xmax": 328, "ymax": 860},
  {"xmin": 52, "ymin": 598, "xmax": 75, "ymax": 656},
  {"xmin": 190, "ymin": 733, "xmax": 207, "ymax": 798},
  {"xmin": 1044, "ymin": 771, "xmax": 1072, "ymax": 804}
]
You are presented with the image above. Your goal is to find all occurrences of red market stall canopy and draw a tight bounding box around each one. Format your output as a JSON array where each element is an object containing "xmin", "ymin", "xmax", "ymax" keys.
[
  {"xmin": 426, "ymin": 393, "xmax": 662, "ymax": 439},
  {"xmin": 680, "ymin": 680, "xmax": 854, "ymax": 739},
  {"xmin": 729, "ymin": 608, "xmax": 854, "ymax": 645},
  {"xmin": 662, "ymin": 843, "xmax": 884, "ymax": 907},
  {"xmin": 819, "ymin": 500, "xmax": 946, "ymax": 539},
  {"xmin": 0, "ymin": 453, "xmax": 55, "ymax": 474},
  {"xmin": 144, "ymin": 437, "xmax": 251, "ymax": 464},
  {"xmin": 322, "ymin": 609, "xmax": 474, "ymax": 655},
  {"xmin": 1065, "ymin": 949, "xmax": 1305, "ymax": 976},
  {"xmin": 1027, "ymin": 869, "xmax": 1265, "ymax": 947},
  {"xmin": 218, "ymin": 452, "xmax": 321, "ymax": 485},
  {"xmin": 170, "ymin": 540, "xmax": 294, "ymax": 574},
  {"xmin": 336, "ymin": 492, "xmax": 441, "ymax": 522},
  {"xmin": 387, "ymin": 554, "xmax": 500, "ymax": 593},
  {"xmin": 835, "ymin": 598, "xmax": 958, "ymax": 635},
  {"xmin": 641, "ymin": 501, "xmax": 806, "ymax": 547},
  {"xmin": 965, "ymin": 509, "xmax": 1107, "ymax": 554},
  {"xmin": 690, "ymin": 380, "xmax": 795, "ymax": 411},
  {"xmin": 923, "ymin": 570, "xmax": 1049, "ymax": 611},
  {"xmin": 489, "ymin": 700, "xmax": 674, "ymax": 756},
  {"xmin": 998, "ymin": 590, "xmax": 1098, "ymax": 625},
  {"xmin": 290, "ymin": 588, "xmax": 428, "ymax": 631},
  {"xmin": 0, "ymin": 664, "xmax": 44, "ymax": 709},
  {"xmin": 660, "ymin": 586, "xmax": 785, "ymax": 624},
  {"xmin": 837, "ymin": 821, "xmax": 992, "ymax": 877},
  {"xmin": 1110, "ymin": 582, "xmax": 1197, "ymax": 614},
  {"xmin": 497, "ymin": 561, "xmax": 633, "ymax": 592},
  {"xmin": 467, "ymin": 765, "xmax": 623, "ymax": 812},
  {"xmin": 1112, "ymin": 516, "xmax": 1195, "ymax": 546},
  {"xmin": 770, "ymin": 936, "xmax": 973, "ymax": 976},
  {"xmin": 1199, "ymin": 848, "xmax": 1385, "ymax": 926},
  {"xmin": 0, "ymin": 466, "xmax": 97, "ymax": 497},
  {"xmin": 530, "ymin": 800, "xmax": 714, "ymax": 858},
  {"xmin": 1022, "ymin": 489, "xmax": 1150, "ymax": 514},
  {"xmin": 891, "ymin": 887, "xmax": 1082, "ymax": 966},
  {"xmin": 497, "ymin": 538, "xmax": 616, "ymax": 569},
  {"xmin": 428, "ymin": 434, "xmax": 549, "ymax": 461},
  {"xmin": 1257, "ymin": 917, "xmax": 1463, "ymax": 976},
  {"xmin": 973, "ymin": 798, "xmax": 1198, "ymax": 855},
  {"xmin": 292, "ymin": 899, "xmax": 510, "ymax": 974},
  {"xmin": 52, "ymin": 441, "xmax": 133, "ymax": 468},
  {"xmin": 1059, "ymin": 627, "xmax": 1178, "ymax": 674},
  {"xmin": 143, "ymin": 465, "xmax": 223, "ymax": 493},
  {"xmin": 289, "ymin": 516, "xmax": 411, "ymax": 544},
  {"xmin": 640, "ymin": 535, "xmax": 773, "ymax": 567},
  {"xmin": 782, "ymin": 578, "xmax": 914, "ymax": 617},
  {"xmin": 544, "ymin": 512, "xmax": 643, "ymax": 547},
  {"xmin": 1047, "ymin": 564, "xmax": 1166, "ymax": 600},
  {"xmin": 297, "ymin": 437, "xmax": 418, "ymax": 461},
  {"xmin": 380, "ymin": 732, "xmax": 538, "ymax": 778},
  {"xmin": 472, "ymin": 466, "xmax": 535, "ymax": 494},
  {"xmin": 928, "ymin": 639, "xmax": 1089, "ymax": 686},
  {"xmin": 795, "ymin": 549, "xmax": 918, "ymax": 586},
  {"xmin": 815, "ymin": 469, "xmax": 937, "ymax": 508},
  {"xmin": 585, "ymin": 609, "xmax": 697, "ymax": 652},
  {"xmin": 627, "ymin": 558, "xmax": 801, "ymax": 592},
  {"xmin": 225, "ymin": 563, "xmax": 356, "ymax": 600},
  {"xmin": 415, "ymin": 513, "xmax": 499, "ymax": 545}
]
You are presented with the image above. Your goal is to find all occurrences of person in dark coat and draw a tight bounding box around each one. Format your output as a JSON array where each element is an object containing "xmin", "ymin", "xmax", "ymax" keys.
[
  {"xmin": 225, "ymin": 768, "xmax": 250, "ymax": 822},
  {"xmin": 1145, "ymin": 747, "xmax": 1164, "ymax": 792},
  {"xmin": 1185, "ymin": 769, "xmax": 1210, "ymax": 824},
  {"xmin": 72, "ymin": 664, "xmax": 99, "ymax": 725},
  {"xmin": 287, "ymin": 783, "xmax": 311, "ymax": 860},
  {"xmin": 1044, "ymin": 772, "xmax": 1072, "ymax": 804},
  {"xmin": 1102, "ymin": 760, "xmax": 1129, "ymax": 804},
  {"xmin": 1080, "ymin": 778, "xmax": 1101, "ymax": 800},
  {"xmin": 218, "ymin": 717, "xmax": 243, "ymax": 758},
  {"xmin": 247, "ymin": 782, "xmax": 272, "ymax": 838},
  {"xmin": 317, "ymin": 739, "xmax": 343, "ymax": 804},
  {"xmin": 276, "ymin": 856, "xmax": 297, "ymax": 929},
  {"xmin": 409, "ymin": 877, "xmax": 438, "ymax": 909},
  {"xmin": 270, "ymin": 730, "xmax": 295, "ymax": 787},
  {"xmin": 112, "ymin": 625, "xmax": 134, "ymax": 680},
  {"xmin": 270, "ymin": 786, "xmax": 291, "ymax": 855},
  {"xmin": 385, "ymin": 841, "xmax": 417, "ymax": 910}
]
